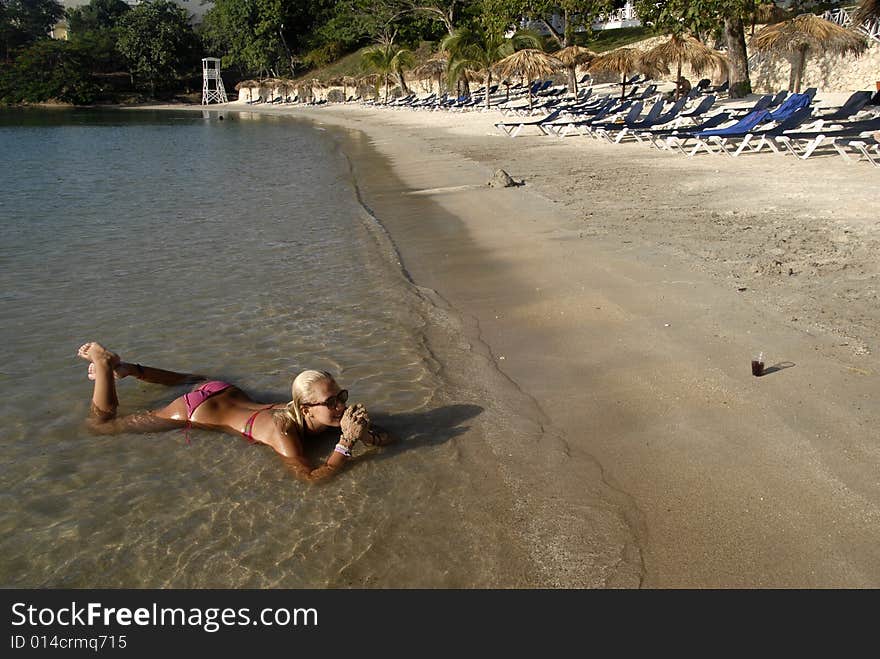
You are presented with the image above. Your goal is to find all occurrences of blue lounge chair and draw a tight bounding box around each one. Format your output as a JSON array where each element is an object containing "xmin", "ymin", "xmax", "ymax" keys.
[
  {"xmin": 818, "ymin": 91, "xmax": 872, "ymax": 121},
  {"xmin": 675, "ymin": 94, "xmax": 717, "ymax": 124},
  {"xmin": 583, "ymin": 101, "xmax": 647, "ymax": 138},
  {"xmin": 667, "ymin": 108, "xmax": 771, "ymax": 152},
  {"xmin": 643, "ymin": 112, "xmax": 732, "ymax": 148},
  {"xmin": 729, "ymin": 94, "xmax": 774, "ymax": 117},
  {"xmin": 598, "ymin": 97, "xmax": 689, "ymax": 143},
  {"xmin": 688, "ymin": 106, "xmax": 815, "ymax": 157},
  {"xmin": 563, "ymin": 99, "xmax": 641, "ymax": 137},
  {"xmin": 538, "ymin": 98, "xmax": 626, "ymax": 137}
]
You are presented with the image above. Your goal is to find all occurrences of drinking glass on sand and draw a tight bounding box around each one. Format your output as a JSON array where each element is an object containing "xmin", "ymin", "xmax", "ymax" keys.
[{"xmin": 751, "ymin": 352, "xmax": 765, "ymax": 377}]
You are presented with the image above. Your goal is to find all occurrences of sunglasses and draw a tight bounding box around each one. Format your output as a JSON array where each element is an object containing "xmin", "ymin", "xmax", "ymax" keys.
[{"xmin": 303, "ymin": 389, "xmax": 349, "ymax": 409}]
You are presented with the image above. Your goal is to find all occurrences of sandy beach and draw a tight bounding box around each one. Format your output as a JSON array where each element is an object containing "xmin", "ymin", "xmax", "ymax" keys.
[{"xmin": 145, "ymin": 98, "xmax": 879, "ymax": 587}]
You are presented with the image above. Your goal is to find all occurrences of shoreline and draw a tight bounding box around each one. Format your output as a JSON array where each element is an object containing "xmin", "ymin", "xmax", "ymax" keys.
[{"xmin": 137, "ymin": 102, "xmax": 878, "ymax": 586}]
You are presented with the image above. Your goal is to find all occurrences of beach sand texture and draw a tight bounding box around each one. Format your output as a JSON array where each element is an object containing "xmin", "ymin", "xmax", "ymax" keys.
[{"xmin": 151, "ymin": 100, "xmax": 878, "ymax": 587}]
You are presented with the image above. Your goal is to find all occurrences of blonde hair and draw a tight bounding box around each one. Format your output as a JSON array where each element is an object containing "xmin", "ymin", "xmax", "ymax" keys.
[{"xmin": 274, "ymin": 370, "xmax": 334, "ymax": 435}]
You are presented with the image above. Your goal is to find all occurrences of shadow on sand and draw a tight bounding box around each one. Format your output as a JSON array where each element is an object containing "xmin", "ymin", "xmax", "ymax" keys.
[
  {"xmin": 304, "ymin": 404, "xmax": 484, "ymax": 462},
  {"xmin": 760, "ymin": 361, "xmax": 796, "ymax": 376}
]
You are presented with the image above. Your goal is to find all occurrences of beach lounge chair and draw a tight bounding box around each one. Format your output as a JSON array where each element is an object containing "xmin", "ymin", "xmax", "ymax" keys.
[
  {"xmin": 669, "ymin": 105, "xmax": 812, "ymax": 158},
  {"xmin": 674, "ymin": 95, "xmax": 717, "ymax": 124},
  {"xmin": 565, "ymin": 100, "xmax": 642, "ymax": 137},
  {"xmin": 729, "ymin": 94, "xmax": 774, "ymax": 117},
  {"xmin": 584, "ymin": 101, "xmax": 649, "ymax": 139},
  {"xmin": 817, "ymin": 91, "xmax": 873, "ymax": 121},
  {"xmin": 712, "ymin": 105, "xmax": 816, "ymax": 157},
  {"xmin": 765, "ymin": 89, "xmax": 789, "ymax": 109},
  {"xmin": 600, "ymin": 96, "xmax": 691, "ymax": 143},
  {"xmin": 666, "ymin": 109, "xmax": 770, "ymax": 154},
  {"xmin": 494, "ymin": 108, "xmax": 566, "ymax": 137},
  {"xmin": 538, "ymin": 99, "xmax": 625, "ymax": 137},
  {"xmin": 837, "ymin": 135, "xmax": 880, "ymax": 167},
  {"xmin": 774, "ymin": 117, "xmax": 880, "ymax": 160},
  {"xmin": 641, "ymin": 112, "xmax": 732, "ymax": 149}
]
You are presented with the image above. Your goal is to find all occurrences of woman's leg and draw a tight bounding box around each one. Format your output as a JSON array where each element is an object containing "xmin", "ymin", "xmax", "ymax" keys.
[
  {"xmin": 77, "ymin": 342, "xmax": 120, "ymax": 420},
  {"xmin": 88, "ymin": 360, "xmax": 203, "ymax": 386},
  {"xmin": 78, "ymin": 341, "xmax": 191, "ymax": 434}
]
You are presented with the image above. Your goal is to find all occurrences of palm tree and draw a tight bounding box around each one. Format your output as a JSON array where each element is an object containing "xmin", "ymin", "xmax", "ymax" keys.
[
  {"xmin": 362, "ymin": 39, "xmax": 414, "ymax": 103},
  {"xmin": 441, "ymin": 25, "xmax": 542, "ymax": 109},
  {"xmin": 751, "ymin": 13, "xmax": 867, "ymax": 93}
]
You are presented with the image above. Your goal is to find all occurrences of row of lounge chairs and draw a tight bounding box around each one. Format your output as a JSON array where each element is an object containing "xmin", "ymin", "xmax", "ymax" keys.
[{"xmin": 494, "ymin": 87, "xmax": 879, "ymax": 168}]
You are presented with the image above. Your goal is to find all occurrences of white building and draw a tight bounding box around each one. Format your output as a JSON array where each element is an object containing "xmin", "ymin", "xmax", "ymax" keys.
[{"xmin": 516, "ymin": 2, "xmax": 640, "ymax": 37}]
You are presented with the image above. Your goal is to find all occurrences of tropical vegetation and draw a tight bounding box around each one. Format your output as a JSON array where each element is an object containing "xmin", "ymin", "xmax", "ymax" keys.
[{"xmin": 0, "ymin": 0, "xmax": 872, "ymax": 105}]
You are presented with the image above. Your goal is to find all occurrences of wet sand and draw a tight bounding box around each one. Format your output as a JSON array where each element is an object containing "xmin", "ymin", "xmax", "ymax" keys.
[{"xmin": 144, "ymin": 101, "xmax": 879, "ymax": 587}]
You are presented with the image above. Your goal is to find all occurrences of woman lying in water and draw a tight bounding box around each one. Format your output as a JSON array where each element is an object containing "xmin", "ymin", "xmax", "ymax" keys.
[{"xmin": 77, "ymin": 341, "xmax": 391, "ymax": 482}]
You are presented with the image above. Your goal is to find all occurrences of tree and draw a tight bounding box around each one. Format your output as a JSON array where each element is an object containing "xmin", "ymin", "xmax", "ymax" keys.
[
  {"xmin": 492, "ymin": 0, "xmax": 612, "ymax": 48},
  {"xmin": 116, "ymin": 0, "xmax": 198, "ymax": 96},
  {"xmin": 441, "ymin": 22, "xmax": 541, "ymax": 108},
  {"xmin": 66, "ymin": 0, "xmax": 129, "ymax": 35},
  {"xmin": 361, "ymin": 36, "xmax": 414, "ymax": 101},
  {"xmin": 634, "ymin": 0, "xmax": 759, "ymax": 98},
  {"xmin": 65, "ymin": 0, "xmax": 130, "ymax": 75},
  {"xmin": 1, "ymin": 0, "xmax": 65, "ymax": 60},
  {"xmin": 0, "ymin": 37, "xmax": 98, "ymax": 103},
  {"xmin": 201, "ymin": 0, "xmax": 344, "ymax": 77}
]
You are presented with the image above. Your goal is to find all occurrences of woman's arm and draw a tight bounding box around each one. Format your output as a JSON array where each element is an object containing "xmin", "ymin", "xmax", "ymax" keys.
[{"xmin": 271, "ymin": 406, "xmax": 369, "ymax": 483}]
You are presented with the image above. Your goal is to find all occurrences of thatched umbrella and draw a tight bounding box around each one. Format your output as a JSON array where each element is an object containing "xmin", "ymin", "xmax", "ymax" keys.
[
  {"xmin": 750, "ymin": 1, "xmax": 791, "ymax": 36},
  {"xmin": 855, "ymin": 0, "xmax": 879, "ymax": 22},
  {"xmin": 496, "ymin": 49, "xmax": 563, "ymax": 109},
  {"xmin": 357, "ymin": 73, "xmax": 381, "ymax": 99},
  {"xmin": 643, "ymin": 34, "xmax": 725, "ymax": 99},
  {"xmin": 262, "ymin": 77, "xmax": 283, "ymax": 100},
  {"xmin": 553, "ymin": 45, "xmax": 597, "ymax": 95},
  {"xmin": 341, "ymin": 76, "xmax": 358, "ymax": 101},
  {"xmin": 309, "ymin": 78, "xmax": 327, "ymax": 102},
  {"xmin": 751, "ymin": 13, "xmax": 868, "ymax": 93},
  {"xmin": 272, "ymin": 78, "xmax": 291, "ymax": 102},
  {"xmin": 413, "ymin": 57, "xmax": 448, "ymax": 95},
  {"xmin": 234, "ymin": 79, "xmax": 257, "ymax": 101},
  {"xmin": 589, "ymin": 47, "xmax": 664, "ymax": 99}
]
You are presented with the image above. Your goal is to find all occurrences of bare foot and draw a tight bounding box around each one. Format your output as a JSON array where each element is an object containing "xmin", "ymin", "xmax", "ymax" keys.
[
  {"xmin": 87, "ymin": 361, "xmax": 136, "ymax": 381},
  {"xmin": 77, "ymin": 342, "xmax": 121, "ymax": 371}
]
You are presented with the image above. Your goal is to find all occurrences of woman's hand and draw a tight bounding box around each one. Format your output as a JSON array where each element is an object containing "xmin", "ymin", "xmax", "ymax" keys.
[{"xmin": 340, "ymin": 403, "xmax": 370, "ymax": 445}]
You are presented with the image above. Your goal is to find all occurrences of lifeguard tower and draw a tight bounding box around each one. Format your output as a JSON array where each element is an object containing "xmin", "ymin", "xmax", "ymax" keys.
[{"xmin": 201, "ymin": 57, "xmax": 228, "ymax": 105}]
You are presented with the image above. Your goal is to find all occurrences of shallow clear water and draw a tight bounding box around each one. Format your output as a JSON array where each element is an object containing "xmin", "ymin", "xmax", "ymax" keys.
[
  {"xmin": 0, "ymin": 108, "xmax": 533, "ymax": 587},
  {"xmin": 0, "ymin": 107, "xmax": 645, "ymax": 588}
]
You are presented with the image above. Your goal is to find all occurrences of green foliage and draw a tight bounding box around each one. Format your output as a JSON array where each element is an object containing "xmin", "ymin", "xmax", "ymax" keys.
[
  {"xmin": 0, "ymin": 37, "xmax": 99, "ymax": 103},
  {"xmin": 441, "ymin": 23, "xmax": 541, "ymax": 106},
  {"xmin": 66, "ymin": 0, "xmax": 129, "ymax": 35},
  {"xmin": 633, "ymin": 0, "xmax": 755, "ymax": 36},
  {"xmin": 1, "ymin": 0, "xmax": 65, "ymax": 59},
  {"xmin": 116, "ymin": 0, "xmax": 198, "ymax": 95},
  {"xmin": 584, "ymin": 25, "xmax": 653, "ymax": 52},
  {"xmin": 361, "ymin": 39, "xmax": 414, "ymax": 100},
  {"xmin": 302, "ymin": 41, "xmax": 345, "ymax": 69},
  {"xmin": 201, "ymin": 0, "xmax": 353, "ymax": 77},
  {"xmin": 65, "ymin": 0, "xmax": 130, "ymax": 74},
  {"xmin": 491, "ymin": 0, "xmax": 612, "ymax": 46}
]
